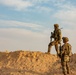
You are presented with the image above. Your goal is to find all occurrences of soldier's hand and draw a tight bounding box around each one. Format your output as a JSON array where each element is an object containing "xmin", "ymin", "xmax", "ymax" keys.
[{"xmin": 58, "ymin": 41, "xmax": 61, "ymax": 44}]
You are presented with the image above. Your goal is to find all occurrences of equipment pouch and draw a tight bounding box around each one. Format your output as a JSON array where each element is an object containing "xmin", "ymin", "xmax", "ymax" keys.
[{"xmin": 64, "ymin": 55, "xmax": 69, "ymax": 62}]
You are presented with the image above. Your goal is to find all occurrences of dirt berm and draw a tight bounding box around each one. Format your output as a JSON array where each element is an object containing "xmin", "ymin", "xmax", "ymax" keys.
[{"xmin": 0, "ymin": 50, "xmax": 76, "ymax": 75}]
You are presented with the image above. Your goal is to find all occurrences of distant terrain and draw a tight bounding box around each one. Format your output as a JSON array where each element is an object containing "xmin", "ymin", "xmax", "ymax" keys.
[{"xmin": 0, "ymin": 50, "xmax": 76, "ymax": 75}]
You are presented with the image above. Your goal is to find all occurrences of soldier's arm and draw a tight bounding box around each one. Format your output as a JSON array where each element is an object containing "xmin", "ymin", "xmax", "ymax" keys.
[
  {"xmin": 61, "ymin": 45, "xmax": 65, "ymax": 56},
  {"xmin": 69, "ymin": 44, "xmax": 72, "ymax": 56}
]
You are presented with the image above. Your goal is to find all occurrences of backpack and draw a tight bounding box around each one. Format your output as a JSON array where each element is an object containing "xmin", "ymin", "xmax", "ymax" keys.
[
  {"xmin": 65, "ymin": 43, "xmax": 72, "ymax": 56},
  {"xmin": 62, "ymin": 43, "xmax": 72, "ymax": 62}
]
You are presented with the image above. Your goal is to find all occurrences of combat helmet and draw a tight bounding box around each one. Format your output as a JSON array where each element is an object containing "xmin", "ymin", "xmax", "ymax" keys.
[
  {"xmin": 62, "ymin": 37, "xmax": 69, "ymax": 42},
  {"xmin": 54, "ymin": 24, "xmax": 59, "ymax": 28}
]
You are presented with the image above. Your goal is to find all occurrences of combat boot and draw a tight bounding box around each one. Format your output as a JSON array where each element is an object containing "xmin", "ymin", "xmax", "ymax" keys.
[
  {"xmin": 63, "ymin": 71, "xmax": 67, "ymax": 75},
  {"xmin": 64, "ymin": 73, "xmax": 67, "ymax": 75},
  {"xmin": 45, "ymin": 52, "xmax": 50, "ymax": 54},
  {"xmin": 67, "ymin": 71, "xmax": 69, "ymax": 74}
]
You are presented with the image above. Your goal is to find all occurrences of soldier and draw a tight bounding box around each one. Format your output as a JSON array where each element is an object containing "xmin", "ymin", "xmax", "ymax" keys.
[
  {"xmin": 47, "ymin": 24, "xmax": 62, "ymax": 55},
  {"xmin": 61, "ymin": 37, "xmax": 72, "ymax": 75}
]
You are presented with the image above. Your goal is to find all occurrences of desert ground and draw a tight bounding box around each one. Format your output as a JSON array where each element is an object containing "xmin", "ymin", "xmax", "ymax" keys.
[{"xmin": 0, "ymin": 50, "xmax": 76, "ymax": 75}]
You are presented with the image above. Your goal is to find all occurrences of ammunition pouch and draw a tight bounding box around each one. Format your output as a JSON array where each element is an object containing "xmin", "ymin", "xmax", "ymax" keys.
[{"xmin": 64, "ymin": 55, "xmax": 70, "ymax": 62}]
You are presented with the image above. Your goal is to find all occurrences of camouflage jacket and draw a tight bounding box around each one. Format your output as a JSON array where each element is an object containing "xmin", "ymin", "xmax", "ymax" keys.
[
  {"xmin": 61, "ymin": 43, "xmax": 72, "ymax": 61},
  {"xmin": 51, "ymin": 29, "xmax": 62, "ymax": 42}
]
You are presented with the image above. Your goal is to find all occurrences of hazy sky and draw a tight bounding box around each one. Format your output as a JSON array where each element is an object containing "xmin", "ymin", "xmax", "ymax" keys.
[{"xmin": 0, "ymin": 0, "xmax": 76, "ymax": 54}]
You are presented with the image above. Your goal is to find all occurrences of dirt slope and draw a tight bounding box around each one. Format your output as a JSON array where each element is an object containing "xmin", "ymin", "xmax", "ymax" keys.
[{"xmin": 0, "ymin": 50, "xmax": 76, "ymax": 75}]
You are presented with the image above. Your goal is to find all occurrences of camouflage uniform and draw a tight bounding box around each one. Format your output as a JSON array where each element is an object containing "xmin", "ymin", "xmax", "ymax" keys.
[
  {"xmin": 61, "ymin": 37, "xmax": 72, "ymax": 75},
  {"xmin": 48, "ymin": 24, "xmax": 62, "ymax": 55}
]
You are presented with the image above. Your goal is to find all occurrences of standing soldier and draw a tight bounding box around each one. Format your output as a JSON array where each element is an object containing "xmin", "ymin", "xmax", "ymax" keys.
[
  {"xmin": 61, "ymin": 37, "xmax": 72, "ymax": 75},
  {"xmin": 47, "ymin": 24, "xmax": 62, "ymax": 56}
]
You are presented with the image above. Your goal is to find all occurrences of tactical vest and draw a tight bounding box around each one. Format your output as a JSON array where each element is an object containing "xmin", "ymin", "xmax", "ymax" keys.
[
  {"xmin": 62, "ymin": 43, "xmax": 72, "ymax": 62},
  {"xmin": 54, "ymin": 29, "xmax": 61, "ymax": 41},
  {"xmin": 62, "ymin": 43, "xmax": 72, "ymax": 56}
]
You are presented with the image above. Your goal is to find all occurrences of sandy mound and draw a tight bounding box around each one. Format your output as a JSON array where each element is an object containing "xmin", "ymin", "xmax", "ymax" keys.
[{"xmin": 0, "ymin": 50, "xmax": 76, "ymax": 75}]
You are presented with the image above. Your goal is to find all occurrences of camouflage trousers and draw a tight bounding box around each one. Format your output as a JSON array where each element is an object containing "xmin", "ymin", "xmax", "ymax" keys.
[
  {"xmin": 61, "ymin": 60, "xmax": 70, "ymax": 75},
  {"xmin": 48, "ymin": 40, "xmax": 59, "ymax": 55}
]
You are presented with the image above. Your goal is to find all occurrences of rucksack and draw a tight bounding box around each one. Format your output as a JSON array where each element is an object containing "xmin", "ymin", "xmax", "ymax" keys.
[
  {"xmin": 58, "ymin": 43, "xmax": 72, "ymax": 58},
  {"xmin": 62, "ymin": 43, "xmax": 72, "ymax": 62},
  {"xmin": 63, "ymin": 43, "xmax": 72, "ymax": 57}
]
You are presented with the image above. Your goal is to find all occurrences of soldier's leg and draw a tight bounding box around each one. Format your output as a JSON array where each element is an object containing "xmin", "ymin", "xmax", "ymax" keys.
[
  {"xmin": 55, "ymin": 43, "xmax": 59, "ymax": 55},
  {"xmin": 47, "ymin": 41, "xmax": 55, "ymax": 53},
  {"xmin": 62, "ymin": 62, "xmax": 67, "ymax": 75},
  {"xmin": 48, "ymin": 43, "xmax": 52, "ymax": 53},
  {"xmin": 66, "ymin": 62, "xmax": 70, "ymax": 74}
]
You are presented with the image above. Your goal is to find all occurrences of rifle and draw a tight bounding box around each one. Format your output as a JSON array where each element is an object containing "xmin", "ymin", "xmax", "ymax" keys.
[
  {"xmin": 50, "ymin": 32, "xmax": 53, "ymax": 42},
  {"xmin": 50, "ymin": 28, "xmax": 63, "ymax": 42}
]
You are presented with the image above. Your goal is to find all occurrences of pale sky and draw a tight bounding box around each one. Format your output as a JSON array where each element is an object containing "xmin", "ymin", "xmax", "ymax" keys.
[{"xmin": 0, "ymin": 0, "xmax": 76, "ymax": 54}]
